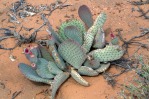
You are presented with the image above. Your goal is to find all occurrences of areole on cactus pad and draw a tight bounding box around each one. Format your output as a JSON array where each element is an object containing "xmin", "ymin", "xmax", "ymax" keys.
[{"xmin": 18, "ymin": 5, "xmax": 124, "ymax": 99}]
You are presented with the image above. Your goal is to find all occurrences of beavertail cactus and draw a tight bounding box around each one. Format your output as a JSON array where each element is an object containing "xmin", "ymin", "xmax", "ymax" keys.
[{"xmin": 18, "ymin": 5, "xmax": 125, "ymax": 99}]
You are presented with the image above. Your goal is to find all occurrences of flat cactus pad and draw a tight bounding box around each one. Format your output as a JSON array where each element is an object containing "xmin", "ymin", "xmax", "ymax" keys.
[
  {"xmin": 58, "ymin": 40, "xmax": 86, "ymax": 69},
  {"xmin": 58, "ymin": 19, "xmax": 85, "ymax": 41},
  {"xmin": 89, "ymin": 45, "xmax": 124, "ymax": 62},
  {"xmin": 36, "ymin": 58, "xmax": 55, "ymax": 79},
  {"xmin": 18, "ymin": 63, "xmax": 53, "ymax": 84}
]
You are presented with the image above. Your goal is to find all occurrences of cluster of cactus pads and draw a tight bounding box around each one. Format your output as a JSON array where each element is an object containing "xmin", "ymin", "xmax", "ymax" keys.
[{"xmin": 18, "ymin": 5, "xmax": 124, "ymax": 99}]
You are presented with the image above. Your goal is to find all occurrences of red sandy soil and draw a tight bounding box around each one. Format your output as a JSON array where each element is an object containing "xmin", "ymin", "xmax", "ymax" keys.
[{"xmin": 0, "ymin": 0, "xmax": 149, "ymax": 99}]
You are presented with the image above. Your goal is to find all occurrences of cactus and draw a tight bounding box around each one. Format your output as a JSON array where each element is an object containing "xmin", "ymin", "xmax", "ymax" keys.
[{"xmin": 18, "ymin": 5, "xmax": 125, "ymax": 99}]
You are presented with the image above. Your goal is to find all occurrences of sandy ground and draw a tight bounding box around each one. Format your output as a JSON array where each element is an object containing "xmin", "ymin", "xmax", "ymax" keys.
[{"xmin": 0, "ymin": 0, "xmax": 149, "ymax": 99}]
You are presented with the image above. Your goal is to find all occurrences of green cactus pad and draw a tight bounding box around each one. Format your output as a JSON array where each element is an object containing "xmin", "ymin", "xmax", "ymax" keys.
[
  {"xmin": 84, "ymin": 59, "xmax": 100, "ymax": 69},
  {"xmin": 18, "ymin": 63, "xmax": 53, "ymax": 84},
  {"xmin": 38, "ymin": 45, "xmax": 53, "ymax": 61},
  {"xmin": 71, "ymin": 68, "xmax": 89, "ymax": 86},
  {"xmin": 96, "ymin": 63, "xmax": 110, "ymax": 73},
  {"xmin": 78, "ymin": 66, "xmax": 99, "ymax": 76},
  {"xmin": 64, "ymin": 26, "xmax": 83, "ymax": 45},
  {"xmin": 58, "ymin": 19, "xmax": 85, "ymax": 41},
  {"xmin": 88, "ymin": 45, "xmax": 124, "ymax": 62},
  {"xmin": 78, "ymin": 5, "xmax": 93, "ymax": 28},
  {"xmin": 36, "ymin": 58, "xmax": 55, "ymax": 79},
  {"xmin": 58, "ymin": 40, "xmax": 86, "ymax": 69},
  {"xmin": 82, "ymin": 12, "xmax": 107, "ymax": 53},
  {"xmin": 93, "ymin": 28, "xmax": 105, "ymax": 48},
  {"xmin": 47, "ymin": 61, "xmax": 63, "ymax": 75},
  {"xmin": 51, "ymin": 72, "xmax": 70, "ymax": 99}
]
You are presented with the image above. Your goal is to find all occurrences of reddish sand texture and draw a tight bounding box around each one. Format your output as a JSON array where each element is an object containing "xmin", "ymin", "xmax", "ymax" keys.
[{"xmin": 0, "ymin": 0, "xmax": 149, "ymax": 99}]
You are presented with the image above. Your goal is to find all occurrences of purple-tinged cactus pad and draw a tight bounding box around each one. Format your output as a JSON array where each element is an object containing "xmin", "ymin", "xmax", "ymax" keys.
[{"xmin": 78, "ymin": 5, "xmax": 93, "ymax": 28}]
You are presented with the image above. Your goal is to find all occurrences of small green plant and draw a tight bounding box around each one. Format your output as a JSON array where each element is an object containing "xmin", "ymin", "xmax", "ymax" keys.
[
  {"xmin": 120, "ymin": 55, "xmax": 149, "ymax": 99},
  {"xmin": 18, "ymin": 5, "xmax": 124, "ymax": 99}
]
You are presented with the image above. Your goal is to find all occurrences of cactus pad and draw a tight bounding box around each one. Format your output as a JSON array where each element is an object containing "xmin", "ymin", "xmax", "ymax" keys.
[
  {"xmin": 18, "ymin": 63, "xmax": 53, "ymax": 84},
  {"xmin": 36, "ymin": 58, "xmax": 55, "ymax": 79},
  {"xmin": 93, "ymin": 28, "xmax": 105, "ymax": 48},
  {"xmin": 88, "ymin": 45, "xmax": 124, "ymax": 62},
  {"xmin": 58, "ymin": 19, "xmax": 85, "ymax": 41},
  {"xmin": 78, "ymin": 66, "xmax": 99, "ymax": 76},
  {"xmin": 78, "ymin": 5, "xmax": 93, "ymax": 28},
  {"xmin": 71, "ymin": 68, "xmax": 89, "ymax": 86},
  {"xmin": 47, "ymin": 61, "xmax": 63, "ymax": 75},
  {"xmin": 58, "ymin": 40, "xmax": 86, "ymax": 69},
  {"xmin": 38, "ymin": 45, "xmax": 53, "ymax": 61},
  {"xmin": 64, "ymin": 26, "xmax": 83, "ymax": 45},
  {"xmin": 51, "ymin": 72, "xmax": 70, "ymax": 99}
]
